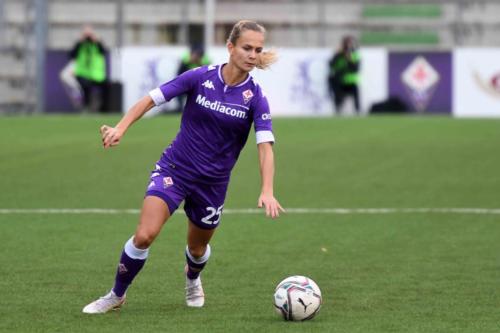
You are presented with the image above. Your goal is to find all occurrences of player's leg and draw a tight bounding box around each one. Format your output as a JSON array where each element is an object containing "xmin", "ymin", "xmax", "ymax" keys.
[
  {"xmin": 82, "ymin": 196, "xmax": 170, "ymax": 314},
  {"xmin": 112, "ymin": 196, "xmax": 170, "ymax": 297},
  {"xmin": 89, "ymin": 82, "xmax": 105, "ymax": 112},
  {"xmin": 186, "ymin": 221, "xmax": 216, "ymax": 279},
  {"xmin": 76, "ymin": 77, "xmax": 91, "ymax": 111},
  {"xmin": 333, "ymin": 86, "xmax": 345, "ymax": 115},
  {"xmin": 352, "ymin": 85, "xmax": 360, "ymax": 114},
  {"xmin": 184, "ymin": 221, "xmax": 216, "ymax": 307},
  {"xmin": 183, "ymin": 182, "xmax": 227, "ymax": 307}
]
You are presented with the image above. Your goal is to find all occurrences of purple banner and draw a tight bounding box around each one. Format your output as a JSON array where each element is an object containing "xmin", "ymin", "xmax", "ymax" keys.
[
  {"xmin": 44, "ymin": 50, "xmax": 78, "ymax": 113},
  {"xmin": 44, "ymin": 50, "xmax": 109, "ymax": 113},
  {"xmin": 389, "ymin": 52, "xmax": 452, "ymax": 114}
]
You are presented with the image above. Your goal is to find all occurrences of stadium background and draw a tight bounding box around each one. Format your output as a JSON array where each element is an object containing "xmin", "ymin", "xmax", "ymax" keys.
[
  {"xmin": 1, "ymin": 0, "xmax": 500, "ymax": 116},
  {"xmin": 1, "ymin": 1, "xmax": 499, "ymax": 332}
]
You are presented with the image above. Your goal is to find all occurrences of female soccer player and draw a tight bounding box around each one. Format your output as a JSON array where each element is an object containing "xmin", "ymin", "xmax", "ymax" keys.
[{"xmin": 83, "ymin": 20, "xmax": 284, "ymax": 314}]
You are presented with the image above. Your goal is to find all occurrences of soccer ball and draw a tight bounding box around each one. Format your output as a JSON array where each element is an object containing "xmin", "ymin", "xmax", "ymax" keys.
[{"xmin": 273, "ymin": 275, "xmax": 322, "ymax": 321}]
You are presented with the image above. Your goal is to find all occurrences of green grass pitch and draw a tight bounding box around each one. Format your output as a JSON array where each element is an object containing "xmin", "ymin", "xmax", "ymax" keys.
[{"xmin": 0, "ymin": 115, "xmax": 499, "ymax": 332}]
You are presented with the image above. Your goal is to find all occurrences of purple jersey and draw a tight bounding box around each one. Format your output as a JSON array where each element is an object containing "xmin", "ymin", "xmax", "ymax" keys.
[{"xmin": 149, "ymin": 64, "xmax": 274, "ymax": 183}]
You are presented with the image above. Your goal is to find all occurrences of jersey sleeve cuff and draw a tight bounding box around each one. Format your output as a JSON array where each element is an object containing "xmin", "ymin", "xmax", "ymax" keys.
[
  {"xmin": 256, "ymin": 130, "xmax": 275, "ymax": 144},
  {"xmin": 149, "ymin": 88, "xmax": 166, "ymax": 106}
]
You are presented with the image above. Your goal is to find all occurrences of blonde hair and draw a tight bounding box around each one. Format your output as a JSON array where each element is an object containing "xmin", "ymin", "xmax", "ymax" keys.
[{"xmin": 227, "ymin": 20, "xmax": 277, "ymax": 70}]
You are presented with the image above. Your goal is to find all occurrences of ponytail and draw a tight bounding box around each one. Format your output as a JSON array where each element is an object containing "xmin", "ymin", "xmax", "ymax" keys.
[{"xmin": 256, "ymin": 49, "xmax": 278, "ymax": 70}]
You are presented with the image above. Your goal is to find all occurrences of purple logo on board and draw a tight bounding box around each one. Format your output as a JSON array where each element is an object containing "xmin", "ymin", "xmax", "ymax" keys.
[
  {"xmin": 389, "ymin": 52, "xmax": 451, "ymax": 114},
  {"xmin": 401, "ymin": 56, "xmax": 440, "ymax": 112}
]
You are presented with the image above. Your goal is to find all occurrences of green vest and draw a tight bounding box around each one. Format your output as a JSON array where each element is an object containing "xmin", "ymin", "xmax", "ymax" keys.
[
  {"xmin": 332, "ymin": 51, "xmax": 360, "ymax": 85},
  {"xmin": 181, "ymin": 52, "xmax": 211, "ymax": 70},
  {"xmin": 74, "ymin": 41, "xmax": 106, "ymax": 82}
]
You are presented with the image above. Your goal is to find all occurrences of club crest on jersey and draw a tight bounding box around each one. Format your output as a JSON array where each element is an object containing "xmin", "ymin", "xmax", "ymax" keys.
[
  {"xmin": 242, "ymin": 89, "xmax": 254, "ymax": 104},
  {"xmin": 163, "ymin": 177, "xmax": 174, "ymax": 188}
]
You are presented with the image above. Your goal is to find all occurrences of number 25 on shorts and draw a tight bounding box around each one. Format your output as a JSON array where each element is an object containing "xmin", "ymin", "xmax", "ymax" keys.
[{"xmin": 201, "ymin": 205, "xmax": 224, "ymax": 225}]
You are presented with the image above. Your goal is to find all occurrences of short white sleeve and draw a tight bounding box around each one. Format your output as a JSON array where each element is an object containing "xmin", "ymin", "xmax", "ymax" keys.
[
  {"xmin": 256, "ymin": 130, "xmax": 275, "ymax": 144},
  {"xmin": 149, "ymin": 88, "xmax": 166, "ymax": 106}
]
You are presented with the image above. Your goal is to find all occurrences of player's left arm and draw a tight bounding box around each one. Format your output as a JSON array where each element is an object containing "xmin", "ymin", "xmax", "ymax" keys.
[
  {"xmin": 257, "ymin": 142, "xmax": 285, "ymax": 219},
  {"xmin": 252, "ymin": 86, "xmax": 284, "ymax": 218}
]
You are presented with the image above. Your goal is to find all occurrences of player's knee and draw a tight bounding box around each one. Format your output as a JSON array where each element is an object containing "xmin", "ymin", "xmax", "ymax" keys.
[{"xmin": 134, "ymin": 231, "xmax": 155, "ymax": 249}]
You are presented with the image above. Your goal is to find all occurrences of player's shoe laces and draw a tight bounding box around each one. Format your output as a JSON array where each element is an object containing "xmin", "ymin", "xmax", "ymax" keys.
[
  {"xmin": 82, "ymin": 291, "xmax": 126, "ymax": 314},
  {"xmin": 185, "ymin": 276, "xmax": 205, "ymax": 307}
]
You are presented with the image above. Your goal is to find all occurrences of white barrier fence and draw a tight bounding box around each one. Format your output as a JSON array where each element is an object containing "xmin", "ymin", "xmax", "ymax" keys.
[
  {"xmin": 112, "ymin": 47, "xmax": 500, "ymax": 118},
  {"xmin": 112, "ymin": 46, "xmax": 387, "ymax": 117},
  {"xmin": 453, "ymin": 48, "xmax": 500, "ymax": 118}
]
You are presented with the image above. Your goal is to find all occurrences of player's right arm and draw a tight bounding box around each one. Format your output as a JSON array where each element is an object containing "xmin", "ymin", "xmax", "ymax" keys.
[
  {"xmin": 101, "ymin": 66, "xmax": 203, "ymax": 149},
  {"xmin": 100, "ymin": 95, "xmax": 155, "ymax": 149}
]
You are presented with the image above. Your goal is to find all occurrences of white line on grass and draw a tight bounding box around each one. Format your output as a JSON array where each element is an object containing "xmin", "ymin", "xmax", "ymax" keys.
[{"xmin": 1, "ymin": 208, "xmax": 500, "ymax": 215}]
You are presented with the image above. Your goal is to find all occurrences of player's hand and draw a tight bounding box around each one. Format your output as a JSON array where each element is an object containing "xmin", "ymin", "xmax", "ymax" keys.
[
  {"xmin": 258, "ymin": 193, "xmax": 285, "ymax": 219},
  {"xmin": 100, "ymin": 125, "xmax": 123, "ymax": 149}
]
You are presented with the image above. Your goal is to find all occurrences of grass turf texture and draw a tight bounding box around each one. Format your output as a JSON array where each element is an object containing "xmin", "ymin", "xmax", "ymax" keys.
[{"xmin": 0, "ymin": 115, "xmax": 499, "ymax": 332}]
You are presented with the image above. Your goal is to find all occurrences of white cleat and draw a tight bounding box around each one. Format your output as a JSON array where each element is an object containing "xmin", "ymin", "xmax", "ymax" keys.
[
  {"xmin": 186, "ymin": 276, "xmax": 205, "ymax": 307},
  {"xmin": 82, "ymin": 291, "xmax": 126, "ymax": 314}
]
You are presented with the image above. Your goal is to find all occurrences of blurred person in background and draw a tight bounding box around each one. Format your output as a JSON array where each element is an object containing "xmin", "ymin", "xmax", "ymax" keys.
[
  {"xmin": 69, "ymin": 24, "xmax": 107, "ymax": 112},
  {"xmin": 175, "ymin": 45, "xmax": 212, "ymax": 111},
  {"xmin": 328, "ymin": 35, "xmax": 361, "ymax": 115},
  {"xmin": 177, "ymin": 45, "xmax": 211, "ymax": 75},
  {"xmin": 82, "ymin": 20, "xmax": 284, "ymax": 314}
]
